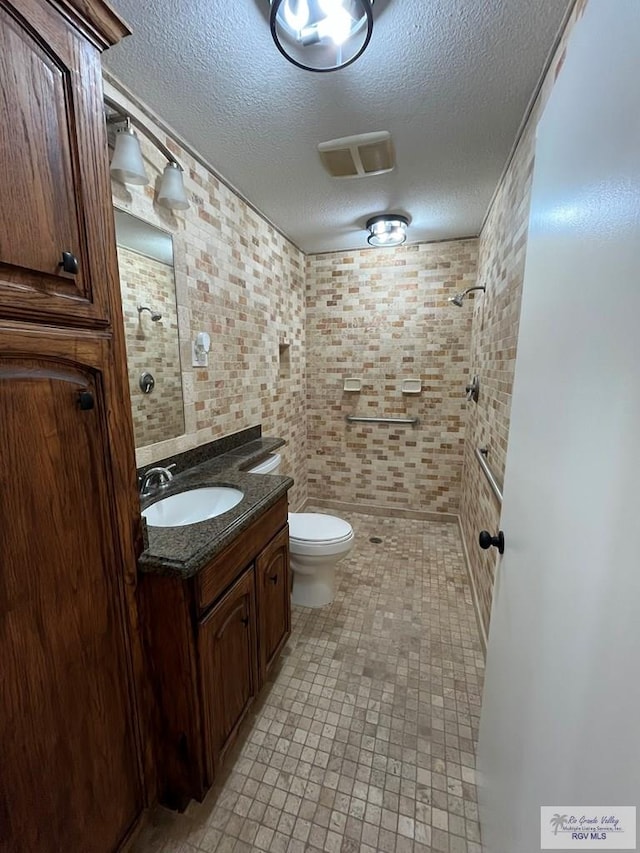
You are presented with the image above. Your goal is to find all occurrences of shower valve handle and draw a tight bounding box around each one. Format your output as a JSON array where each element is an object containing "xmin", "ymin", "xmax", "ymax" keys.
[{"xmin": 479, "ymin": 530, "xmax": 505, "ymax": 555}]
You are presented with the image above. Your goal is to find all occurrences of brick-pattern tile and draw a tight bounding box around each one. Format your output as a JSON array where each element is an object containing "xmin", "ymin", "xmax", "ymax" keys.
[
  {"xmin": 133, "ymin": 511, "xmax": 485, "ymax": 853},
  {"xmin": 108, "ymin": 81, "xmax": 308, "ymax": 511},
  {"xmin": 306, "ymin": 241, "xmax": 479, "ymax": 516},
  {"xmin": 459, "ymin": 2, "xmax": 588, "ymax": 636}
]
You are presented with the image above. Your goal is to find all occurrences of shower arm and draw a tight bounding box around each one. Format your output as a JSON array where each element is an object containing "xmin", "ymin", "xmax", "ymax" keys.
[{"xmin": 463, "ymin": 286, "xmax": 486, "ymax": 297}]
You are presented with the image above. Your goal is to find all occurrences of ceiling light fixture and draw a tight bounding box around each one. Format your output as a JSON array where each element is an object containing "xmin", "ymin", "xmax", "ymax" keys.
[
  {"xmin": 105, "ymin": 95, "xmax": 190, "ymax": 212},
  {"xmin": 270, "ymin": 0, "xmax": 374, "ymax": 72},
  {"xmin": 366, "ymin": 214, "xmax": 409, "ymax": 247}
]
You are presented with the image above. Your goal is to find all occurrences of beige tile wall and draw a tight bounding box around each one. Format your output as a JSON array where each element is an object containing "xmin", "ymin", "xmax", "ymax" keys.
[
  {"xmin": 118, "ymin": 246, "xmax": 184, "ymax": 448},
  {"xmin": 306, "ymin": 240, "xmax": 478, "ymax": 516},
  {"xmin": 106, "ymin": 80, "xmax": 308, "ymax": 510},
  {"xmin": 459, "ymin": 0, "xmax": 589, "ymax": 639}
]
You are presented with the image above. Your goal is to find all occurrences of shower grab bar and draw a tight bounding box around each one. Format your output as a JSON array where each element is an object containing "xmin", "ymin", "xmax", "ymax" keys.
[
  {"xmin": 476, "ymin": 447, "xmax": 503, "ymax": 505},
  {"xmin": 345, "ymin": 415, "xmax": 419, "ymax": 426}
]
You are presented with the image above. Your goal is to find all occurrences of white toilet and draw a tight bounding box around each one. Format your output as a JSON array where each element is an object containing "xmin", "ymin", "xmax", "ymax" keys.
[{"xmin": 248, "ymin": 453, "xmax": 354, "ymax": 607}]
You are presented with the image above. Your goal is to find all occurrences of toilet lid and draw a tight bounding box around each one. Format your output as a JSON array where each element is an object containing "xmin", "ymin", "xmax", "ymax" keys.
[{"xmin": 288, "ymin": 512, "xmax": 353, "ymax": 544}]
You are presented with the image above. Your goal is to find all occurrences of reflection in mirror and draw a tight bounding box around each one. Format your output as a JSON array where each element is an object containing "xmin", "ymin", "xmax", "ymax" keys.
[{"xmin": 114, "ymin": 209, "xmax": 185, "ymax": 448}]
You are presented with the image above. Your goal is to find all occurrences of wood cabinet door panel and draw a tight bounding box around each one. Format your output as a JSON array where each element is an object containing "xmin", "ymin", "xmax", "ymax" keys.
[
  {"xmin": 0, "ymin": 347, "xmax": 142, "ymax": 852},
  {"xmin": 199, "ymin": 569, "xmax": 257, "ymax": 782},
  {"xmin": 0, "ymin": 1, "xmax": 115, "ymax": 326},
  {"xmin": 256, "ymin": 525, "xmax": 291, "ymax": 685}
]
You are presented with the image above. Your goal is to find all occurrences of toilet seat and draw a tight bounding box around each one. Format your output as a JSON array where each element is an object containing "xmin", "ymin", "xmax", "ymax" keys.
[{"xmin": 288, "ymin": 512, "xmax": 354, "ymax": 557}]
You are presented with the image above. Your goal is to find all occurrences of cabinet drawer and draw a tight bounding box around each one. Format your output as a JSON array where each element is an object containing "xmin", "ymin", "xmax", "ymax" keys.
[{"xmin": 197, "ymin": 496, "xmax": 288, "ymax": 613}]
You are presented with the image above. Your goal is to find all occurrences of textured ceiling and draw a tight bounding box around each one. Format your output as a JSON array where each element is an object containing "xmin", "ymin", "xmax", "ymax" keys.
[{"xmin": 104, "ymin": 0, "xmax": 571, "ymax": 254}]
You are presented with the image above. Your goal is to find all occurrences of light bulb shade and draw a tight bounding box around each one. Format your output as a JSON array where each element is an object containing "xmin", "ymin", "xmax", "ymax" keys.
[
  {"xmin": 110, "ymin": 128, "xmax": 149, "ymax": 186},
  {"xmin": 157, "ymin": 162, "xmax": 190, "ymax": 211},
  {"xmin": 366, "ymin": 215, "xmax": 409, "ymax": 247},
  {"xmin": 270, "ymin": 0, "xmax": 373, "ymax": 72}
]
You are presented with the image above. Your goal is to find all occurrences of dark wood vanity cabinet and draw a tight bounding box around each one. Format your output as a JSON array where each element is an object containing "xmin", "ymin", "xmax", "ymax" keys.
[
  {"xmin": 139, "ymin": 495, "xmax": 292, "ymax": 810},
  {"xmin": 1, "ymin": 2, "xmax": 147, "ymax": 851},
  {"xmin": 200, "ymin": 569, "xmax": 258, "ymax": 779},
  {"xmin": 256, "ymin": 525, "xmax": 291, "ymax": 684}
]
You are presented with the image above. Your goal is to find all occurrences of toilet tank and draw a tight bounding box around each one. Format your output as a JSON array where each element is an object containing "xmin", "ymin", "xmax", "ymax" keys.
[{"xmin": 248, "ymin": 452, "xmax": 282, "ymax": 475}]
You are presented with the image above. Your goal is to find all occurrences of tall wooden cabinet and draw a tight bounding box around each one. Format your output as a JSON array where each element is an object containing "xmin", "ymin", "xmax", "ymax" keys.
[{"xmin": 0, "ymin": 2, "xmax": 145, "ymax": 851}]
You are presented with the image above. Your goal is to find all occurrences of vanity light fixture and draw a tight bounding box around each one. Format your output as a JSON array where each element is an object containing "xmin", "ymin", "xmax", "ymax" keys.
[
  {"xmin": 105, "ymin": 95, "xmax": 190, "ymax": 212},
  {"xmin": 366, "ymin": 214, "xmax": 409, "ymax": 247},
  {"xmin": 110, "ymin": 119, "xmax": 148, "ymax": 186},
  {"xmin": 269, "ymin": 0, "xmax": 374, "ymax": 72},
  {"xmin": 157, "ymin": 162, "xmax": 190, "ymax": 211}
]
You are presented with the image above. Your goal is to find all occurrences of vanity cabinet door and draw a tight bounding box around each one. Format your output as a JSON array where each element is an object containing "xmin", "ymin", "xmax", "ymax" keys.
[
  {"xmin": 0, "ymin": 333, "xmax": 143, "ymax": 852},
  {"xmin": 0, "ymin": 0, "xmax": 119, "ymax": 327},
  {"xmin": 199, "ymin": 568, "xmax": 258, "ymax": 781},
  {"xmin": 256, "ymin": 525, "xmax": 291, "ymax": 685}
]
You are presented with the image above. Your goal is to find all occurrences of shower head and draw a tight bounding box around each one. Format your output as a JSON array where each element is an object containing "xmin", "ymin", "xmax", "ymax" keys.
[
  {"xmin": 448, "ymin": 285, "xmax": 486, "ymax": 307},
  {"xmin": 138, "ymin": 305, "xmax": 162, "ymax": 322}
]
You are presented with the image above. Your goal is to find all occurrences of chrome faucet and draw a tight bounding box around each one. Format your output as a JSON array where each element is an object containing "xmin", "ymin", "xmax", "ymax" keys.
[{"xmin": 140, "ymin": 465, "xmax": 176, "ymax": 497}]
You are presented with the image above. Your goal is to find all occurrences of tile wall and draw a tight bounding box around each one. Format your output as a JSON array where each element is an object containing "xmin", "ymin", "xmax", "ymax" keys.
[
  {"xmin": 107, "ymin": 0, "xmax": 586, "ymax": 636},
  {"xmin": 306, "ymin": 240, "xmax": 478, "ymax": 517},
  {"xmin": 458, "ymin": 0, "xmax": 588, "ymax": 640},
  {"xmin": 106, "ymin": 79, "xmax": 308, "ymax": 510}
]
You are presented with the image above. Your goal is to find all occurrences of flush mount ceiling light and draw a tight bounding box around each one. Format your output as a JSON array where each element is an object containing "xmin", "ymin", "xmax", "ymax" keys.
[
  {"xmin": 105, "ymin": 95, "xmax": 190, "ymax": 212},
  {"xmin": 270, "ymin": 0, "xmax": 374, "ymax": 72},
  {"xmin": 366, "ymin": 214, "xmax": 409, "ymax": 247}
]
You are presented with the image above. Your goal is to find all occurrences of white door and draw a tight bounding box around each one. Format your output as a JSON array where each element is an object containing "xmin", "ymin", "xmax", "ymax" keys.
[{"xmin": 477, "ymin": 3, "xmax": 640, "ymax": 852}]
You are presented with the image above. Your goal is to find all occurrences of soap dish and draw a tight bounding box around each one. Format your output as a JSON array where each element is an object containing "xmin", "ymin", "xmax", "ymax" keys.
[
  {"xmin": 402, "ymin": 378, "xmax": 422, "ymax": 395},
  {"xmin": 343, "ymin": 377, "xmax": 362, "ymax": 392}
]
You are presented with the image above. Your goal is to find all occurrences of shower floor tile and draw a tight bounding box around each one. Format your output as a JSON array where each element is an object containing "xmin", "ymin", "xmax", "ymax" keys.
[{"xmin": 133, "ymin": 510, "xmax": 485, "ymax": 853}]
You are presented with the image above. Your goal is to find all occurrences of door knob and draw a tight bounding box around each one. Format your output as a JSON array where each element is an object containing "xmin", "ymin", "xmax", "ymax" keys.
[
  {"xmin": 479, "ymin": 530, "xmax": 505, "ymax": 555},
  {"xmin": 59, "ymin": 251, "xmax": 79, "ymax": 274}
]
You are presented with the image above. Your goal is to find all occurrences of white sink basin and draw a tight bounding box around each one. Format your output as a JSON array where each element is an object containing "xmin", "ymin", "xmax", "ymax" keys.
[{"xmin": 142, "ymin": 486, "xmax": 244, "ymax": 528}]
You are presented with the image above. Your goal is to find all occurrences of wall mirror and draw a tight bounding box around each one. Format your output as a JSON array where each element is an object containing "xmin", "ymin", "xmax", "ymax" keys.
[{"xmin": 114, "ymin": 209, "xmax": 185, "ymax": 448}]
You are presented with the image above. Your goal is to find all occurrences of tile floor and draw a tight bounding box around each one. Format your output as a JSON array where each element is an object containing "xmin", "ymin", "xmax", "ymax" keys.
[{"xmin": 134, "ymin": 510, "xmax": 485, "ymax": 853}]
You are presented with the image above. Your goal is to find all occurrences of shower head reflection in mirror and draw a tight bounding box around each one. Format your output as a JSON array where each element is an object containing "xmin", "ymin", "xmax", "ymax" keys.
[{"xmin": 137, "ymin": 305, "xmax": 163, "ymax": 322}]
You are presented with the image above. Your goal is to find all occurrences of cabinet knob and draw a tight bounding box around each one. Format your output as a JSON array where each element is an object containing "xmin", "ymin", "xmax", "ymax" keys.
[
  {"xmin": 240, "ymin": 616, "xmax": 249, "ymax": 627},
  {"xmin": 77, "ymin": 391, "xmax": 94, "ymax": 411},
  {"xmin": 269, "ymin": 574, "xmax": 278, "ymax": 584},
  {"xmin": 59, "ymin": 251, "xmax": 79, "ymax": 274},
  {"xmin": 479, "ymin": 530, "xmax": 505, "ymax": 555}
]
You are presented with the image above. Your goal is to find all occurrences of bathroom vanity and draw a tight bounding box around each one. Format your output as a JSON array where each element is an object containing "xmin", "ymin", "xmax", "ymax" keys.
[{"xmin": 137, "ymin": 437, "xmax": 292, "ymax": 809}]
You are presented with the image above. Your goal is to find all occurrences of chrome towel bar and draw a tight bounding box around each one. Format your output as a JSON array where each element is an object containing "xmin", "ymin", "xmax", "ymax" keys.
[
  {"xmin": 346, "ymin": 415, "xmax": 419, "ymax": 426},
  {"xmin": 476, "ymin": 447, "xmax": 503, "ymax": 505}
]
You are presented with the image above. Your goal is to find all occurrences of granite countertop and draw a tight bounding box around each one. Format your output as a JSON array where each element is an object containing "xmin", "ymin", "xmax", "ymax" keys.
[{"xmin": 138, "ymin": 437, "xmax": 293, "ymax": 579}]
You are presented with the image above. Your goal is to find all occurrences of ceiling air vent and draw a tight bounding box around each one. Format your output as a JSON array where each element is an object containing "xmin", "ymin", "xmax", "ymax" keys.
[{"xmin": 318, "ymin": 131, "xmax": 395, "ymax": 179}]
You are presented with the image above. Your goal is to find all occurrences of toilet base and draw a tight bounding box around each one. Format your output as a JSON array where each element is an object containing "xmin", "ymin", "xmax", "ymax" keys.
[{"xmin": 291, "ymin": 565, "xmax": 336, "ymax": 608}]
